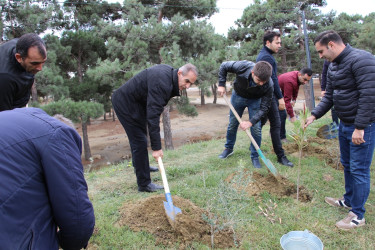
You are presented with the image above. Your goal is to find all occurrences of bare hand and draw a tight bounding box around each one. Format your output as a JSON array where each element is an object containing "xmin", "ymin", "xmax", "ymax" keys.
[
  {"xmin": 278, "ymin": 98, "xmax": 286, "ymax": 110},
  {"xmin": 152, "ymin": 149, "xmax": 163, "ymax": 161},
  {"xmin": 290, "ymin": 116, "xmax": 297, "ymax": 123},
  {"xmin": 352, "ymin": 129, "xmax": 365, "ymax": 145},
  {"xmin": 240, "ymin": 121, "xmax": 252, "ymax": 130},
  {"xmin": 321, "ymin": 91, "xmax": 326, "ymax": 97},
  {"xmin": 217, "ymin": 86, "xmax": 226, "ymax": 97},
  {"xmin": 304, "ymin": 115, "xmax": 316, "ymax": 129}
]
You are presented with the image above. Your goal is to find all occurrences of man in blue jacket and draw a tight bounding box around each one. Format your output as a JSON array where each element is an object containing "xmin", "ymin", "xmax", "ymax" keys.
[
  {"xmin": 217, "ymin": 60, "xmax": 273, "ymax": 167},
  {"xmin": 305, "ymin": 30, "xmax": 375, "ymax": 230},
  {"xmin": 0, "ymin": 33, "xmax": 47, "ymax": 111},
  {"xmin": 0, "ymin": 108, "xmax": 95, "ymax": 249},
  {"xmin": 112, "ymin": 63, "xmax": 198, "ymax": 192},
  {"xmin": 256, "ymin": 30, "xmax": 293, "ymax": 168}
]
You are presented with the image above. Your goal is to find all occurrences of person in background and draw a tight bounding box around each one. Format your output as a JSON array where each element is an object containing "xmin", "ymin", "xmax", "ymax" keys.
[
  {"xmin": 256, "ymin": 30, "xmax": 293, "ymax": 167},
  {"xmin": 0, "ymin": 33, "xmax": 47, "ymax": 111},
  {"xmin": 217, "ymin": 60, "xmax": 273, "ymax": 168},
  {"xmin": 0, "ymin": 108, "xmax": 95, "ymax": 249},
  {"xmin": 112, "ymin": 63, "xmax": 198, "ymax": 192},
  {"xmin": 321, "ymin": 59, "xmax": 339, "ymax": 126},
  {"xmin": 305, "ymin": 30, "xmax": 375, "ymax": 230},
  {"xmin": 278, "ymin": 68, "xmax": 313, "ymax": 141}
]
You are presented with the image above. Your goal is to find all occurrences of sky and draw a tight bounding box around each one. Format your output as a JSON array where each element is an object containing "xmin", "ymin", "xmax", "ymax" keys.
[{"xmin": 209, "ymin": 0, "xmax": 375, "ymax": 36}]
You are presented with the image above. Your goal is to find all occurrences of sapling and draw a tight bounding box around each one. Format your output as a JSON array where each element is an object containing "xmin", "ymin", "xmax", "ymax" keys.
[{"xmin": 288, "ymin": 102, "xmax": 309, "ymax": 201}]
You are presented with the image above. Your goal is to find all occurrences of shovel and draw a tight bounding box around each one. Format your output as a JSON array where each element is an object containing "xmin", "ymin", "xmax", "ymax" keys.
[
  {"xmin": 316, "ymin": 123, "xmax": 338, "ymax": 139},
  {"xmin": 157, "ymin": 157, "xmax": 182, "ymax": 227},
  {"xmin": 223, "ymin": 94, "xmax": 278, "ymax": 177}
]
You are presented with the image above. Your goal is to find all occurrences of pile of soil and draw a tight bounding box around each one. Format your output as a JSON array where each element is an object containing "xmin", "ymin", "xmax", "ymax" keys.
[
  {"xmin": 283, "ymin": 137, "xmax": 343, "ymax": 170},
  {"xmin": 226, "ymin": 170, "xmax": 312, "ymax": 202},
  {"xmin": 117, "ymin": 194, "xmax": 236, "ymax": 248}
]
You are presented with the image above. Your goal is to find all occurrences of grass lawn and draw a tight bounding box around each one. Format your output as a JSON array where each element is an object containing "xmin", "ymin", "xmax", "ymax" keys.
[{"xmin": 85, "ymin": 114, "xmax": 375, "ymax": 249}]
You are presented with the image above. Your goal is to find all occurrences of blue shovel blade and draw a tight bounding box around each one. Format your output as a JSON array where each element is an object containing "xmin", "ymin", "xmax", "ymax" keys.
[{"xmin": 164, "ymin": 193, "xmax": 182, "ymax": 222}]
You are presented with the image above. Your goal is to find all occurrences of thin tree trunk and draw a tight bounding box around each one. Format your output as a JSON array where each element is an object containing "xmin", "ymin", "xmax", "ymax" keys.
[
  {"xmin": 31, "ymin": 81, "xmax": 38, "ymax": 103},
  {"xmin": 200, "ymin": 88, "xmax": 205, "ymax": 105},
  {"xmin": 82, "ymin": 121, "xmax": 92, "ymax": 161},
  {"xmin": 211, "ymin": 84, "xmax": 218, "ymax": 104},
  {"xmin": 162, "ymin": 106, "xmax": 174, "ymax": 150}
]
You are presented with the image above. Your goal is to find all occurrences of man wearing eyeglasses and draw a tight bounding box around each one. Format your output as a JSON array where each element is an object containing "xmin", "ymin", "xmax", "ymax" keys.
[{"xmin": 278, "ymin": 68, "xmax": 313, "ymax": 141}]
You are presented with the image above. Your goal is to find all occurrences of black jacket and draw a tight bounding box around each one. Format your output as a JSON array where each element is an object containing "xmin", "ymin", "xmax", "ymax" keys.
[
  {"xmin": 218, "ymin": 60, "xmax": 274, "ymax": 125},
  {"xmin": 0, "ymin": 39, "xmax": 35, "ymax": 111},
  {"xmin": 312, "ymin": 45, "xmax": 375, "ymax": 129},
  {"xmin": 256, "ymin": 46, "xmax": 283, "ymax": 100},
  {"xmin": 112, "ymin": 64, "xmax": 180, "ymax": 150}
]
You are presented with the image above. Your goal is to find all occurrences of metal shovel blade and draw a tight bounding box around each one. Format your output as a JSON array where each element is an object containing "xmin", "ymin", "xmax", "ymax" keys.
[
  {"xmin": 163, "ymin": 193, "xmax": 182, "ymax": 225},
  {"xmin": 317, "ymin": 123, "xmax": 338, "ymax": 139}
]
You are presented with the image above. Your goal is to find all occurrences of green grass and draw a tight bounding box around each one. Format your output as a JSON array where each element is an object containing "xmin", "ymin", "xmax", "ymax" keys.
[{"xmin": 86, "ymin": 114, "xmax": 375, "ymax": 249}]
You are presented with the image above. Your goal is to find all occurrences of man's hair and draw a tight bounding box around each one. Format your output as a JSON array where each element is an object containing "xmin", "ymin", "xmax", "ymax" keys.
[
  {"xmin": 300, "ymin": 68, "xmax": 313, "ymax": 76},
  {"xmin": 263, "ymin": 30, "xmax": 281, "ymax": 46},
  {"xmin": 313, "ymin": 30, "xmax": 343, "ymax": 46},
  {"xmin": 16, "ymin": 33, "xmax": 46, "ymax": 59},
  {"xmin": 179, "ymin": 63, "xmax": 198, "ymax": 76},
  {"xmin": 253, "ymin": 61, "xmax": 272, "ymax": 81}
]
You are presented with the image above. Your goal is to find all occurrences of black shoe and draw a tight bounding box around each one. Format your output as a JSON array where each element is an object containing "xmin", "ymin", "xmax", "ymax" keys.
[
  {"xmin": 251, "ymin": 158, "xmax": 261, "ymax": 168},
  {"xmin": 149, "ymin": 166, "xmax": 159, "ymax": 172},
  {"xmin": 138, "ymin": 183, "xmax": 164, "ymax": 192},
  {"xmin": 134, "ymin": 166, "xmax": 159, "ymax": 174},
  {"xmin": 277, "ymin": 156, "xmax": 294, "ymax": 167},
  {"xmin": 219, "ymin": 148, "xmax": 233, "ymax": 159}
]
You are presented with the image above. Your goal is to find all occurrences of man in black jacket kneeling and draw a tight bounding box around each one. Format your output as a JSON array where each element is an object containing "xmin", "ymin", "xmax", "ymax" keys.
[{"xmin": 112, "ymin": 64, "xmax": 198, "ymax": 192}]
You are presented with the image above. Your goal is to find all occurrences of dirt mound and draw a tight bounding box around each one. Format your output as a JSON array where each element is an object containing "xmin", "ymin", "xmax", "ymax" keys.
[
  {"xmin": 283, "ymin": 137, "xmax": 343, "ymax": 170},
  {"xmin": 226, "ymin": 170, "xmax": 312, "ymax": 202},
  {"xmin": 117, "ymin": 194, "xmax": 236, "ymax": 248}
]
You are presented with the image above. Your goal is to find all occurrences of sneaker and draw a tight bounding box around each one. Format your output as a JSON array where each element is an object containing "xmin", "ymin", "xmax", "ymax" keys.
[
  {"xmin": 336, "ymin": 211, "xmax": 365, "ymax": 230},
  {"xmin": 325, "ymin": 197, "xmax": 351, "ymax": 209},
  {"xmin": 277, "ymin": 156, "xmax": 294, "ymax": 167},
  {"xmin": 219, "ymin": 148, "xmax": 233, "ymax": 159},
  {"xmin": 251, "ymin": 157, "xmax": 261, "ymax": 168}
]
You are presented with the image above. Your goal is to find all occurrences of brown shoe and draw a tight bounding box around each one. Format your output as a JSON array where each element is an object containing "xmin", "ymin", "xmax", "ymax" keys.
[
  {"xmin": 325, "ymin": 197, "xmax": 351, "ymax": 209},
  {"xmin": 336, "ymin": 211, "xmax": 365, "ymax": 230}
]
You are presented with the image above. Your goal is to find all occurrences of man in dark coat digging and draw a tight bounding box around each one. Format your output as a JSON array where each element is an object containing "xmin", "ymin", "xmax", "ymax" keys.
[{"xmin": 112, "ymin": 63, "xmax": 198, "ymax": 192}]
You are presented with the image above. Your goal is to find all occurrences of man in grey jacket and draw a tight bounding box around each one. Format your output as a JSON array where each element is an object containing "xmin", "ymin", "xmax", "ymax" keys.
[
  {"xmin": 217, "ymin": 61, "xmax": 273, "ymax": 168},
  {"xmin": 305, "ymin": 30, "xmax": 375, "ymax": 230}
]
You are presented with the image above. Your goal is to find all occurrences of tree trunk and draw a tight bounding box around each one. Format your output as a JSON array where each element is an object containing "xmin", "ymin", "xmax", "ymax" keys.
[
  {"xmin": 31, "ymin": 81, "xmax": 38, "ymax": 103},
  {"xmin": 211, "ymin": 84, "xmax": 218, "ymax": 104},
  {"xmin": 162, "ymin": 106, "xmax": 174, "ymax": 150},
  {"xmin": 112, "ymin": 109, "xmax": 115, "ymax": 121},
  {"xmin": 303, "ymin": 84, "xmax": 314, "ymax": 111},
  {"xmin": 200, "ymin": 88, "xmax": 205, "ymax": 105},
  {"xmin": 81, "ymin": 121, "xmax": 92, "ymax": 161}
]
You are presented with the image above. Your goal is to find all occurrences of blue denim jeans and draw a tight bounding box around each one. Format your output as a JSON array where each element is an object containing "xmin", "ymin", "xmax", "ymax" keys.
[
  {"xmin": 339, "ymin": 122, "xmax": 375, "ymax": 219},
  {"xmin": 224, "ymin": 90, "xmax": 261, "ymax": 159}
]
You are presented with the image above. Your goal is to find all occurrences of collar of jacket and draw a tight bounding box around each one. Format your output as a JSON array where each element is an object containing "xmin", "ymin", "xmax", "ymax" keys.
[
  {"xmin": 333, "ymin": 44, "xmax": 352, "ymax": 64},
  {"xmin": 172, "ymin": 68, "xmax": 180, "ymax": 97},
  {"xmin": 264, "ymin": 46, "xmax": 274, "ymax": 55}
]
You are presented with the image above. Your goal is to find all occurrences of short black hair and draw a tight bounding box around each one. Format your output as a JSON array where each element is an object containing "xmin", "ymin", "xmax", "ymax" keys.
[
  {"xmin": 253, "ymin": 61, "xmax": 272, "ymax": 82},
  {"xmin": 16, "ymin": 33, "xmax": 46, "ymax": 59},
  {"xmin": 263, "ymin": 31, "xmax": 280, "ymax": 46},
  {"xmin": 300, "ymin": 68, "xmax": 313, "ymax": 76},
  {"xmin": 313, "ymin": 30, "xmax": 343, "ymax": 46}
]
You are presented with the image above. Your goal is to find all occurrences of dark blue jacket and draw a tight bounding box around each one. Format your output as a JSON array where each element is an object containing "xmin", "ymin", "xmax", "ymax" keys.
[
  {"xmin": 218, "ymin": 60, "xmax": 274, "ymax": 125},
  {"xmin": 312, "ymin": 45, "xmax": 375, "ymax": 129},
  {"xmin": 0, "ymin": 39, "xmax": 34, "ymax": 111},
  {"xmin": 0, "ymin": 108, "xmax": 95, "ymax": 249},
  {"xmin": 256, "ymin": 46, "xmax": 283, "ymax": 100}
]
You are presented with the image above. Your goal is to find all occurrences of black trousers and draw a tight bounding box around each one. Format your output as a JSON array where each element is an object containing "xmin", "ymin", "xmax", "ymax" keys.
[
  {"xmin": 112, "ymin": 94, "xmax": 151, "ymax": 187},
  {"xmin": 261, "ymin": 98, "xmax": 285, "ymax": 159},
  {"xmin": 279, "ymin": 109, "xmax": 287, "ymax": 140}
]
